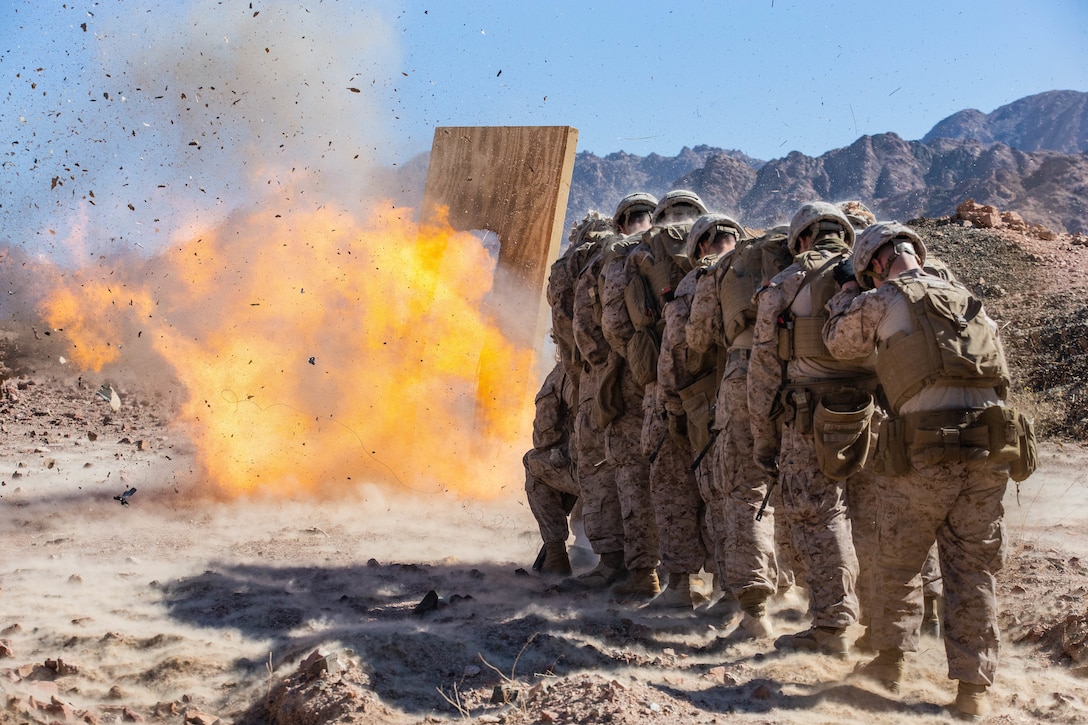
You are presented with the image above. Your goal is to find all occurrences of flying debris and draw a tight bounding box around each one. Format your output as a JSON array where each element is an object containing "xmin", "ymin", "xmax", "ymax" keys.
[
  {"xmin": 96, "ymin": 384, "xmax": 121, "ymax": 412},
  {"xmin": 114, "ymin": 487, "xmax": 137, "ymax": 506}
]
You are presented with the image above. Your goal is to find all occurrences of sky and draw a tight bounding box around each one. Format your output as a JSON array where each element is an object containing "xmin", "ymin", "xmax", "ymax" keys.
[{"xmin": 2, "ymin": 0, "xmax": 1087, "ymax": 261}]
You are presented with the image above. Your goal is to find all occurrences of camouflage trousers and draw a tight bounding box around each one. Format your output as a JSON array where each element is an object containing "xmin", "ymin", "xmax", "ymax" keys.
[
  {"xmin": 777, "ymin": 422, "xmax": 860, "ymax": 628},
  {"xmin": 647, "ymin": 402, "xmax": 710, "ymax": 575},
  {"xmin": 846, "ymin": 465, "xmax": 879, "ymax": 632},
  {"xmin": 523, "ymin": 447, "xmax": 579, "ymax": 545},
  {"xmin": 869, "ymin": 457, "xmax": 1008, "ymax": 686},
  {"xmin": 605, "ymin": 372, "xmax": 659, "ymax": 571},
  {"xmin": 572, "ymin": 365, "xmax": 624, "ymax": 556},
  {"xmin": 705, "ymin": 371, "xmax": 778, "ymax": 601}
]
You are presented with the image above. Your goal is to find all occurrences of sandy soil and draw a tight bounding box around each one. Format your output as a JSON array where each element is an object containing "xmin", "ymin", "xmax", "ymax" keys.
[{"xmin": 2, "ymin": 373, "xmax": 1088, "ymax": 725}]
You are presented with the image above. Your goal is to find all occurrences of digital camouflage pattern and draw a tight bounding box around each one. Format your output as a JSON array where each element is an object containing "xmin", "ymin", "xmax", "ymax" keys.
[
  {"xmin": 524, "ymin": 362, "xmax": 579, "ymax": 545},
  {"xmin": 824, "ymin": 267, "xmax": 1010, "ymax": 686},
  {"xmin": 585, "ymin": 239, "xmax": 659, "ymax": 571}
]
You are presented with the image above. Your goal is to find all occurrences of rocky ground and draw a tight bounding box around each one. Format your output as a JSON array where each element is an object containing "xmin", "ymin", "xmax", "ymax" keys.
[{"xmin": 2, "ymin": 212, "xmax": 1088, "ymax": 724}]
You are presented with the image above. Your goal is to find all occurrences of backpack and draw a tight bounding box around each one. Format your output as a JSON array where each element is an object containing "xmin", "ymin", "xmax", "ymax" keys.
[
  {"xmin": 718, "ymin": 227, "xmax": 791, "ymax": 347},
  {"xmin": 878, "ymin": 275, "xmax": 1011, "ymax": 413}
]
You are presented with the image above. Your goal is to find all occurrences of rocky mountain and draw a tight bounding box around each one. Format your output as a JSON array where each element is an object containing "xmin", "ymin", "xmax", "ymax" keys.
[
  {"xmin": 923, "ymin": 90, "xmax": 1088, "ymax": 153},
  {"xmin": 681, "ymin": 133, "xmax": 1088, "ymax": 234},
  {"xmin": 388, "ymin": 90, "xmax": 1088, "ymax": 240},
  {"xmin": 563, "ymin": 90, "xmax": 1088, "ymax": 237},
  {"xmin": 565, "ymin": 145, "xmax": 761, "ymax": 226}
]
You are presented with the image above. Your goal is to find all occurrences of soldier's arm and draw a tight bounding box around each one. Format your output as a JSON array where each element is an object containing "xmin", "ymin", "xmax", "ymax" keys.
[
  {"xmin": 747, "ymin": 281, "xmax": 791, "ymax": 460},
  {"xmin": 600, "ymin": 252, "xmax": 638, "ymax": 355},
  {"xmin": 686, "ymin": 269, "xmax": 722, "ymax": 354},
  {"xmin": 571, "ymin": 264, "xmax": 611, "ymax": 367},
  {"xmin": 658, "ymin": 296, "xmax": 690, "ymax": 416},
  {"xmin": 823, "ymin": 286, "xmax": 884, "ymax": 361}
]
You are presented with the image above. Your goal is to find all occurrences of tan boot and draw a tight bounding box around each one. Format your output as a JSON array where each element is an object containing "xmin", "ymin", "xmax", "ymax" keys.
[
  {"xmin": 854, "ymin": 648, "xmax": 904, "ymax": 693},
  {"xmin": 539, "ymin": 542, "xmax": 572, "ymax": 577},
  {"xmin": 951, "ymin": 681, "xmax": 990, "ymax": 721},
  {"xmin": 563, "ymin": 550, "xmax": 626, "ymax": 590},
  {"xmin": 774, "ymin": 626, "xmax": 850, "ymax": 659},
  {"xmin": 642, "ymin": 572, "xmax": 694, "ymax": 609},
  {"xmin": 612, "ymin": 567, "xmax": 661, "ymax": 601}
]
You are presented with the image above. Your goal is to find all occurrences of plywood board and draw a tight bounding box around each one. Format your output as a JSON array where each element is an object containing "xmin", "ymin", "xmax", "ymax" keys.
[{"xmin": 421, "ymin": 125, "xmax": 578, "ymax": 343}]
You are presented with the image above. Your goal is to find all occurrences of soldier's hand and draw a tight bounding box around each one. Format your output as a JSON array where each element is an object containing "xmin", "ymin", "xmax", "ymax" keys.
[
  {"xmin": 755, "ymin": 455, "xmax": 779, "ymax": 477},
  {"xmin": 667, "ymin": 412, "xmax": 688, "ymax": 446},
  {"xmin": 832, "ymin": 257, "xmax": 855, "ymax": 285}
]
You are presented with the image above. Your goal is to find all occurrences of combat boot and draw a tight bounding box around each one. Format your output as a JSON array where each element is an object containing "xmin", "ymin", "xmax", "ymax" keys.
[
  {"xmin": 727, "ymin": 589, "xmax": 773, "ymax": 640},
  {"xmin": 854, "ymin": 648, "xmax": 904, "ymax": 693},
  {"xmin": 642, "ymin": 572, "xmax": 692, "ymax": 609},
  {"xmin": 921, "ymin": 594, "xmax": 941, "ymax": 638},
  {"xmin": 563, "ymin": 550, "xmax": 626, "ymax": 590},
  {"xmin": 774, "ymin": 625, "xmax": 850, "ymax": 659},
  {"xmin": 951, "ymin": 681, "xmax": 990, "ymax": 721},
  {"xmin": 612, "ymin": 567, "xmax": 661, "ymax": 601},
  {"xmin": 539, "ymin": 542, "xmax": 572, "ymax": 577}
]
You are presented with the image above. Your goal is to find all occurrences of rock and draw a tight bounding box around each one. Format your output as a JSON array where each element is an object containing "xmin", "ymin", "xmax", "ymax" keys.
[
  {"xmin": 184, "ymin": 709, "xmax": 221, "ymax": 725},
  {"xmin": 0, "ymin": 641, "xmax": 12, "ymax": 658},
  {"xmin": 956, "ymin": 199, "xmax": 1002, "ymax": 228}
]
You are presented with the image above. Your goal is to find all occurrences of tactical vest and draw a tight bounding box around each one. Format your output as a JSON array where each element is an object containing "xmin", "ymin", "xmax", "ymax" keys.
[
  {"xmin": 877, "ymin": 275, "xmax": 1011, "ymax": 413},
  {"xmin": 623, "ymin": 224, "xmax": 693, "ymax": 330},
  {"xmin": 551, "ymin": 235, "xmax": 609, "ymax": 350},
  {"xmin": 720, "ymin": 229, "xmax": 791, "ymax": 348},
  {"xmin": 776, "ymin": 248, "xmax": 847, "ymax": 364},
  {"xmin": 617, "ymin": 225, "xmax": 693, "ymax": 386}
]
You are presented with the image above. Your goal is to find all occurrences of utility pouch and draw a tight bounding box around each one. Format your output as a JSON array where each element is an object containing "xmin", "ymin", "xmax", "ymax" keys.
[
  {"xmin": 978, "ymin": 405, "xmax": 1038, "ymax": 481},
  {"xmin": 812, "ymin": 390, "xmax": 876, "ymax": 480},
  {"xmin": 624, "ymin": 275, "xmax": 658, "ymax": 330},
  {"xmin": 874, "ymin": 415, "xmax": 909, "ymax": 475},
  {"xmin": 776, "ymin": 320, "xmax": 794, "ymax": 361},
  {"xmin": 679, "ymin": 373, "xmax": 718, "ymax": 453},
  {"xmin": 790, "ymin": 389, "xmax": 812, "ymax": 435},
  {"xmin": 626, "ymin": 326, "xmax": 661, "ymax": 387},
  {"xmin": 591, "ymin": 353, "xmax": 626, "ymax": 428}
]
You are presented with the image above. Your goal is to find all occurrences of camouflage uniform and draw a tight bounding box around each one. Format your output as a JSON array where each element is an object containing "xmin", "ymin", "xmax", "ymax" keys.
[
  {"xmin": 687, "ymin": 255, "xmax": 779, "ymax": 607},
  {"xmin": 597, "ymin": 238, "xmax": 660, "ymax": 572},
  {"xmin": 571, "ymin": 240, "xmax": 626, "ymax": 558},
  {"xmin": 748, "ymin": 240, "xmax": 874, "ymax": 633},
  {"xmin": 654, "ymin": 266, "xmax": 714, "ymax": 577},
  {"xmin": 524, "ymin": 362, "xmax": 579, "ymax": 545},
  {"xmin": 824, "ymin": 266, "xmax": 1010, "ymax": 686}
]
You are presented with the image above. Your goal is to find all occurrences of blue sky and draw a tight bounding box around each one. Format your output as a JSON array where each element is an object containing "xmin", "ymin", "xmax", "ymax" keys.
[{"xmin": 2, "ymin": 0, "xmax": 1086, "ymax": 260}]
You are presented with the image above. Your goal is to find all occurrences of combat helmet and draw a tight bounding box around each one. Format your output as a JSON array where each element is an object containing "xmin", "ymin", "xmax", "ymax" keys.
[
  {"xmin": 652, "ymin": 190, "xmax": 708, "ymax": 226},
  {"xmin": 614, "ymin": 192, "xmax": 658, "ymax": 232},
  {"xmin": 684, "ymin": 213, "xmax": 747, "ymax": 260},
  {"xmin": 786, "ymin": 201, "xmax": 855, "ymax": 255},
  {"xmin": 852, "ymin": 222, "xmax": 927, "ymax": 290},
  {"xmin": 837, "ymin": 200, "xmax": 877, "ymax": 230},
  {"xmin": 567, "ymin": 210, "xmax": 614, "ymax": 248}
]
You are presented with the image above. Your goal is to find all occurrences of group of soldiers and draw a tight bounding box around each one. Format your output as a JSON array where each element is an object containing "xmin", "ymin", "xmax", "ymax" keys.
[{"xmin": 522, "ymin": 190, "xmax": 1036, "ymax": 720}]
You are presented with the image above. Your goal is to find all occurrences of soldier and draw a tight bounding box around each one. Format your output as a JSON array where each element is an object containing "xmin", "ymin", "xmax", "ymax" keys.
[
  {"xmin": 565, "ymin": 196, "xmax": 659, "ymax": 590},
  {"xmin": 560, "ymin": 211, "xmax": 628, "ymax": 588},
  {"xmin": 601, "ymin": 190, "xmax": 709, "ymax": 604},
  {"xmin": 687, "ymin": 223, "xmax": 793, "ymax": 635},
  {"xmin": 824, "ymin": 222, "xmax": 1035, "ymax": 719},
  {"xmin": 524, "ymin": 360, "xmax": 579, "ymax": 575},
  {"xmin": 647, "ymin": 214, "xmax": 740, "ymax": 610},
  {"xmin": 748, "ymin": 201, "xmax": 877, "ymax": 657}
]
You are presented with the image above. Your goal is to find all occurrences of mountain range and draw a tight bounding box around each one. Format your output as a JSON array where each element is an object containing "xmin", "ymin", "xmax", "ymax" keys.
[
  {"xmin": 563, "ymin": 89, "xmax": 1088, "ymax": 237},
  {"xmin": 385, "ymin": 90, "xmax": 1088, "ymax": 240}
]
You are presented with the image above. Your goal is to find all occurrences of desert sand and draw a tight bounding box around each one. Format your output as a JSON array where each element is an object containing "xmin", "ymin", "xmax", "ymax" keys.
[{"xmin": 3, "ymin": 373, "xmax": 1088, "ymax": 725}]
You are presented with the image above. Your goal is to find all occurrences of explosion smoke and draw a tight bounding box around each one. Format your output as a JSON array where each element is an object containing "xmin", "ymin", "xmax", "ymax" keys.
[{"xmin": 7, "ymin": 3, "xmax": 538, "ymax": 499}]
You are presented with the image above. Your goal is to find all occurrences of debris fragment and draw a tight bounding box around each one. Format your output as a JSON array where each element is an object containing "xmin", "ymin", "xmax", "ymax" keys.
[
  {"xmin": 97, "ymin": 384, "xmax": 121, "ymax": 412},
  {"xmin": 114, "ymin": 487, "xmax": 137, "ymax": 506}
]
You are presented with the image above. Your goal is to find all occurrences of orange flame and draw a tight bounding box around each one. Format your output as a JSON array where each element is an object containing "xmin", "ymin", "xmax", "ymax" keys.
[{"xmin": 39, "ymin": 203, "xmax": 537, "ymax": 499}]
